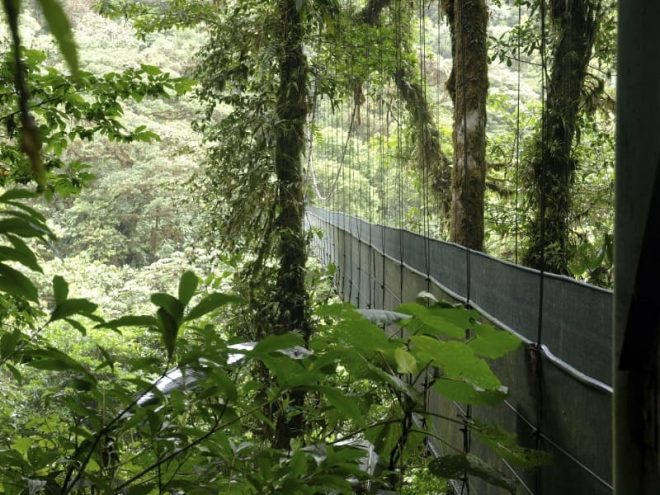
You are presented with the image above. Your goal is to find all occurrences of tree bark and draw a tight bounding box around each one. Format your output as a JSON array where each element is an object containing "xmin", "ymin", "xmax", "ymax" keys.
[
  {"xmin": 445, "ymin": 0, "xmax": 489, "ymax": 250},
  {"xmin": 524, "ymin": 0, "xmax": 597, "ymax": 274},
  {"xmin": 273, "ymin": 0, "xmax": 310, "ymax": 449}
]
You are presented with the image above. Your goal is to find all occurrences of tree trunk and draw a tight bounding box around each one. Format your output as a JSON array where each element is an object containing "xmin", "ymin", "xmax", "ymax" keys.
[
  {"xmin": 524, "ymin": 0, "xmax": 597, "ymax": 274},
  {"xmin": 393, "ymin": 66, "xmax": 452, "ymax": 212},
  {"xmin": 273, "ymin": 0, "xmax": 310, "ymax": 449},
  {"xmin": 446, "ymin": 0, "xmax": 489, "ymax": 250}
]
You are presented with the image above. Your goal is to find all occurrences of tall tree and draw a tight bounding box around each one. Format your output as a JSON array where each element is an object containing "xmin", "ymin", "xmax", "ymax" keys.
[
  {"xmin": 442, "ymin": 0, "xmax": 489, "ymax": 250},
  {"xmin": 524, "ymin": 0, "xmax": 598, "ymax": 274},
  {"xmin": 272, "ymin": 0, "xmax": 311, "ymax": 448}
]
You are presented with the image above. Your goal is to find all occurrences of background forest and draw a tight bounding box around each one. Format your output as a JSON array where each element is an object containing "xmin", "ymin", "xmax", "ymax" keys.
[{"xmin": 0, "ymin": 0, "xmax": 615, "ymax": 493}]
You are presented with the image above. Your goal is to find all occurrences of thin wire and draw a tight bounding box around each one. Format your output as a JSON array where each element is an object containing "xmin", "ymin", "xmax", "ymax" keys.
[
  {"xmin": 514, "ymin": 0, "xmax": 522, "ymax": 264},
  {"xmin": 435, "ymin": 1, "xmax": 443, "ymax": 238},
  {"xmin": 420, "ymin": 0, "xmax": 431, "ymax": 290},
  {"xmin": 396, "ymin": 0, "xmax": 405, "ymax": 307},
  {"xmin": 459, "ymin": 2, "xmax": 471, "ymax": 307},
  {"xmin": 379, "ymin": 24, "xmax": 387, "ymax": 311},
  {"xmin": 535, "ymin": 1, "xmax": 548, "ymax": 492},
  {"xmin": 458, "ymin": 2, "xmax": 472, "ymax": 493},
  {"xmin": 367, "ymin": 58, "xmax": 374, "ymax": 310}
]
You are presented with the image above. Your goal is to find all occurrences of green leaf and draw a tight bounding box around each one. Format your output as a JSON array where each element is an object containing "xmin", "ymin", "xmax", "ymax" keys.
[
  {"xmin": 178, "ymin": 271, "xmax": 198, "ymax": 306},
  {"xmin": 95, "ymin": 345, "xmax": 115, "ymax": 371},
  {"xmin": 365, "ymin": 414, "xmax": 402, "ymax": 459},
  {"xmin": 252, "ymin": 332, "xmax": 304, "ymax": 355},
  {"xmin": 157, "ymin": 308, "xmax": 179, "ymax": 359},
  {"xmin": 151, "ymin": 293, "xmax": 184, "ymax": 322},
  {"xmin": 316, "ymin": 386, "xmax": 365, "ymax": 425},
  {"xmin": 0, "ymin": 244, "xmax": 41, "ymax": 272},
  {"xmin": 1, "ymin": 329, "xmax": 22, "ymax": 359},
  {"xmin": 96, "ymin": 315, "xmax": 157, "ymax": 330},
  {"xmin": 35, "ymin": 0, "xmax": 79, "ymax": 76},
  {"xmin": 433, "ymin": 379, "xmax": 507, "ymax": 405},
  {"xmin": 0, "ymin": 189, "xmax": 38, "ymax": 202},
  {"xmin": 360, "ymin": 356, "xmax": 421, "ymax": 403},
  {"xmin": 25, "ymin": 349, "xmax": 89, "ymax": 376},
  {"xmin": 467, "ymin": 323, "xmax": 521, "ymax": 359},
  {"xmin": 0, "ymin": 218, "xmax": 47, "ymax": 238},
  {"xmin": 6, "ymin": 362, "xmax": 22, "ymax": 382},
  {"xmin": 50, "ymin": 298, "xmax": 97, "ymax": 322},
  {"xmin": 63, "ymin": 318, "xmax": 87, "ymax": 335},
  {"xmin": 140, "ymin": 64, "xmax": 162, "ymax": 76},
  {"xmin": 52, "ymin": 275, "xmax": 68, "ymax": 304},
  {"xmin": 0, "ymin": 263, "xmax": 38, "ymax": 301},
  {"xmin": 472, "ymin": 421, "xmax": 551, "ymax": 468},
  {"xmin": 429, "ymin": 453, "xmax": 516, "ymax": 494},
  {"xmin": 394, "ymin": 347, "xmax": 417, "ymax": 374},
  {"xmin": 411, "ymin": 336, "xmax": 501, "ymax": 390},
  {"xmin": 396, "ymin": 303, "xmax": 468, "ymax": 339},
  {"xmin": 184, "ymin": 293, "xmax": 243, "ymax": 321},
  {"xmin": 127, "ymin": 484, "xmax": 157, "ymax": 495}
]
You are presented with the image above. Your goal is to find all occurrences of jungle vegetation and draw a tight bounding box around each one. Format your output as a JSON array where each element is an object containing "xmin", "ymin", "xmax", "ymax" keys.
[{"xmin": 0, "ymin": 0, "xmax": 614, "ymax": 493}]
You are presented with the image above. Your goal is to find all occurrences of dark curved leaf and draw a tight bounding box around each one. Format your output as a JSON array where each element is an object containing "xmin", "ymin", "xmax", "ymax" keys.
[
  {"xmin": 0, "ymin": 263, "xmax": 38, "ymax": 301},
  {"xmin": 429, "ymin": 453, "xmax": 516, "ymax": 494},
  {"xmin": 178, "ymin": 271, "xmax": 198, "ymax": 307},
  {"xmin": 184, "ymin": 293, "xmax": 243, "ymax": 321},
  {"xmin": 50, "ymin": 298, "xmax": 97, "ymax": 322},
  {"xmin": 97, "ymin": 315, "xmax": 157, "ymax": 330},
  {"xmin": 52, "ymin": 275, "xmax": 68, "ymax": 304},
  {"xmin": 151, "ymin": 293, "xmax": 184, "ymax": 322},
  {"xmin": 35, "ymin": 0, "xmax": 79, "ymax": 76}
]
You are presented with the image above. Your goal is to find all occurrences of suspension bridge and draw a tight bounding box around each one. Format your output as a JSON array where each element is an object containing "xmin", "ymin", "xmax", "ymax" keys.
[
  {"xmin": 306, "ymin": 206, "xmax": 612, "ymax": 494},
  {"xmin": 303, "ymin": 3, "xmax": 614, "ymax": 492}
]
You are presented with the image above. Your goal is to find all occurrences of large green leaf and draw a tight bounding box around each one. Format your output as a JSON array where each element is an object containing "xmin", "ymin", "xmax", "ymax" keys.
[
  {"xmin": 184, "ymin": 293, "xmax": 243, "ymax": 321},
  {"xmin": 316, "ymin": 386, "xmax": 365, "ymax": 426},
  {"xmin": 396, "ymin": 303, "xmax": 468, "ymax": 339},
  {"xmin": 178, "ymin": 271, "xmax": 198, "ymax": 306},
  {"xmin": 394, "ymin": 347, "xmax": 417, "ymax": 374},
  {"xmin": 252, "ymin": 332, "xmax": 305, "ymax": 355},
  {"xmin": 433, "ymin": 379, "xmax": 508, "ymax": 405},
  {"xmin": 157, "ymin": 308, "xmax": 179, "ymax": 359},
  {"xmin": 3, "ymin": 201, "xmax": 47, "ymax": 224},
  {"xmin": 151, "ymin": 293, "xmax": 184, "ymax": 322},
  {"xmin": 467, "ymin": 322, "xmax": 521, "ymax": 359},
  {"xmin": 0, "ymin": 329, "xmax": 22, "ymax": 359},
  {"xmin": 411, "ymin": 336, "xmax": 501, "ymax": 390},
  {"xmin": 473, "ymin": 421, "xmax": 551, "ymax": 468},
  {"xmin": 361, "ymin": 357, "xmax": 421, "ymax": 403},
  {"xmin": 365, "ymin": 414, "xmax": 402, "ymax": 459},
  {"xmin": 0, "ymin": 263, "xmax": 38, "ymax": 301},
  {"xmin": 97, "ymin": 315, "xmax": 157, "ymax": 330},
  {"xmin": 0, "ymin": 218, "xmax": 46, "ymax": 238},
  {"xmin": 50, "ymin": 298, "xmax": 97, "ymax": 322},
  {"xmin": 25, "ymin": 348, "xmax": 92, "ymax": 380},
  {"xmin": 52, "ymin": 275, "xmax": 68, "ymax": 304},
  {"xmin": 429, "ymin": 453, "xmax": 516, "ymax": 493},
  {"xmin": 35, "ymin": 0, "xmax": 79, "ymax": 76},
  {"xmin": 0, "ymin": 189, "xmax": 38, "ymax": 202},
  {"xmin": 0, "ymin": 245, "xmax": 41, "ymax": 272}
]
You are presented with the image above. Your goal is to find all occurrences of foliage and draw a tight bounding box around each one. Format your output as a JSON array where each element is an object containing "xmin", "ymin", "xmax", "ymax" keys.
[
  {"xmin": 0, "ymin": 198, "xmax": 544, "ymax": 491},
  {"xmin": 0, "ymin": 0, "xmax": 618, "ymax": 494}
]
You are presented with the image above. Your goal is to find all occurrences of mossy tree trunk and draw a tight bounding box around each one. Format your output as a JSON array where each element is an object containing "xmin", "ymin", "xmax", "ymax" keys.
[
  {"xmin": 273, "ymin": 0, "xmax": 311, "ymax": 449},
  {"xmin": 444, "ymin": 0, "xmax": 489, "ymax": 250},
  {"xmin": 524, "ymin": 0, "xmax": 597, "ymax": 274}
]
